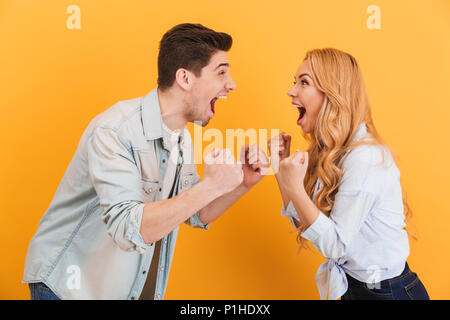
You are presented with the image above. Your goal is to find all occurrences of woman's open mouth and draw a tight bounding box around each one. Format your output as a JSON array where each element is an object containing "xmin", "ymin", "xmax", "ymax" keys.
[{"xmin": 296, "ymin": 106, "xmax": 306, "ymax": 125}]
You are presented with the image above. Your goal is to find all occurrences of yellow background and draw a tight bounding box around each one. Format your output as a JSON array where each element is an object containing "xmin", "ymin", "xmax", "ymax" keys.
[{"xmin": 1, "ymin": 0, "xmax": 449, "ymax": 299}]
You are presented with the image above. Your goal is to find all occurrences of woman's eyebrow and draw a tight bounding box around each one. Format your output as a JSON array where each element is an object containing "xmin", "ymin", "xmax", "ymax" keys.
[{"xmin": 298, "ymin": 73, "xmax": 312, "ymax": 79}]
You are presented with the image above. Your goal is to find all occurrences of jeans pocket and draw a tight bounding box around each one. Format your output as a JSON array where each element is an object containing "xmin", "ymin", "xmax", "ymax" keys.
[{"xmin": 405, "ymin": 275, "xmax": 430, "ymax": 300}]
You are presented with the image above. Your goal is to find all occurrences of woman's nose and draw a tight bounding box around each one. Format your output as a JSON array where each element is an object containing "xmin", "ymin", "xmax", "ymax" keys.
[{"xmin": 287, "ymin": 86, "xmax": 297, "ymax": 97}]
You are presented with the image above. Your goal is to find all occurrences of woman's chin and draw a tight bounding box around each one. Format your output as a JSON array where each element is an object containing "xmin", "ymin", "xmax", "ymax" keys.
[{"xmin": 297, "ymin": 117, "xmax": 308, "ymax": 133}]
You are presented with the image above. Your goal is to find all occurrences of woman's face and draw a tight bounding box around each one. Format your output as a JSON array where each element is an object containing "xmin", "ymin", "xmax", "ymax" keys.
[{"xmin": 287, "ymin": 60, "xmax": 325, "ymax": 134}]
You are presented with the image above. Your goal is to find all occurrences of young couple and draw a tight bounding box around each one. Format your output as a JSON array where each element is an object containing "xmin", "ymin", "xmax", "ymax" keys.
[{"xmin": 23, "ymin": 23, "xmax": 429, "ymax": 300}]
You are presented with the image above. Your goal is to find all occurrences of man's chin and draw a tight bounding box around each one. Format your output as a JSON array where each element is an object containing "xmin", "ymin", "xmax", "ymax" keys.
[{"xmin": 190, "ymin": 118, "xmax": 210, "ymax": 127}]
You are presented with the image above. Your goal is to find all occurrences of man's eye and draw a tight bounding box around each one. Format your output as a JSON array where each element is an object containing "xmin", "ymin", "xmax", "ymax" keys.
[{"xmin": 219, "ymin": 71, "xmax": 226, "ymax": 75}]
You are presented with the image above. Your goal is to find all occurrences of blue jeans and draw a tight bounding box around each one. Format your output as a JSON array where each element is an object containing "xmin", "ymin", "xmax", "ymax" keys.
[
  {"xmin": 29, "ymin": 282, "xmax": 60, "ymax": 300},
  {"xmin": 341, "ymin": 262, "xmax": 429, "ymax": 300}
]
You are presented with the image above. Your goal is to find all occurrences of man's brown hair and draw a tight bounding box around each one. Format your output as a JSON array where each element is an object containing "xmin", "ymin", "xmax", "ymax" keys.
[{"xmin": 157, "ymin": 23, "xmax": 232, "ymax": 90}]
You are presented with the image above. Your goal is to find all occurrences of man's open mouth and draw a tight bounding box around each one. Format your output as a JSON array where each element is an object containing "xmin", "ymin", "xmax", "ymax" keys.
[
  {"xmin": 210, "ymin": 96, "xmax": 227, "ymax": 115},
  {"xmin": 210, "ymin": 97, "xmax": 218, "ymax": 114}
]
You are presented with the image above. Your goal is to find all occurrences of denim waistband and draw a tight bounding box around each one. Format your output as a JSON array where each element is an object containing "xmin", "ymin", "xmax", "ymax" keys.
[{"xmin": 345, "ymin": 262, "xmax": 410, "ymax": 286}]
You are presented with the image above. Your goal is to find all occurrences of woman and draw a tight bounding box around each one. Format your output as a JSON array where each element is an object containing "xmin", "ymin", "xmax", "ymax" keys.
[{"xmin": 267, "ymin": 48, "xmax": 429, "ymax": 300}]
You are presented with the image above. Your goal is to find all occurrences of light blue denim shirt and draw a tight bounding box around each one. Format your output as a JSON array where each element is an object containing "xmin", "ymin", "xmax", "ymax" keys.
[
  {"xmin": 282, "ymin": 123, "xmax": 409, "ymax": 300},
  {"xmin": 23, "ymin": 88, "xmax": 208, "ymax": 299}
]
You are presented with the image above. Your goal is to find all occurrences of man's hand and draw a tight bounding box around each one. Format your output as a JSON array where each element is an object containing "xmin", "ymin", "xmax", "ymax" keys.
[
  {"xmin": 268, "ymin": 132, "xmax": 291, "ymax": 174},
  {"xmin": 204, "ymin": 148, "xmax": 243, "ymax": 196},
  {"xmin": 240, "ymin": 144, "xmax": 270, "ymax": 189}
]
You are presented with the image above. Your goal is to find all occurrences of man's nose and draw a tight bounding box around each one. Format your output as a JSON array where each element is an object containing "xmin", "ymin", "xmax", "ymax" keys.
[{"xmin": 226, "ymin": 75, "xmax": 237, "ymax": 91}]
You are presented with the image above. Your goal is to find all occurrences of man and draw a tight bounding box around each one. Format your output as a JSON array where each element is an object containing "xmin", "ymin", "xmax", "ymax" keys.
[{"xmin": 23, "ymin": 23, "xmax": 267, "ymax": 300}]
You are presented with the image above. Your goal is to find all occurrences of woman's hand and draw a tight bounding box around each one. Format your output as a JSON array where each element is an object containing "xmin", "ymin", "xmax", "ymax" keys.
[
  {"xmin": 268, "ymin": 132, "xmax": 291, "ymax": 173},
  {"xmin": 277, "ymin": 150, "xmax": 309, "ymax": 196}
]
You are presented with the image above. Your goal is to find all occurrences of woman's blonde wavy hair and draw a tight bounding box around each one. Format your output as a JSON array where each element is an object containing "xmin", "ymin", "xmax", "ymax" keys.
[{"xmin": 297, "ymin": 48, "xmax": 414, "ymax": 249}]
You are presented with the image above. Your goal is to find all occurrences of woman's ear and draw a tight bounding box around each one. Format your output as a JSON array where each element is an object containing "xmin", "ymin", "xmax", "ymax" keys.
[{"xmin": 174, "ymin": 68, "xmax": 194, "ymax": 91}]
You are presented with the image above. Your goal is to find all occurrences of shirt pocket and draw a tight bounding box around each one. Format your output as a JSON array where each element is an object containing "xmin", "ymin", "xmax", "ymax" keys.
[
  {"xmin": 141, "ymin": 179, "xmax": 159, "ymax": 202},
  {"xmin": 179, "ymin": 173, "xmax": 194, "ymax": 193}
]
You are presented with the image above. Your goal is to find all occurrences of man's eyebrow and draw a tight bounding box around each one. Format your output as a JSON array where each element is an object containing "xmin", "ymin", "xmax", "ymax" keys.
[{"xmin": 214, "ymin": 63, "xmax": 230, "ymax": 70}]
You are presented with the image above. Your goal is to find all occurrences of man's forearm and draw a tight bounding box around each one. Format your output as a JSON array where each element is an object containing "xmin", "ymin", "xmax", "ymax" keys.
[
  {"xmin": 198, "ymin": 183, "xmax": 250, "ymax": 224},
  {"xmin": 140, "ymin": 178, "xmax": 223, "ymax": 244}
]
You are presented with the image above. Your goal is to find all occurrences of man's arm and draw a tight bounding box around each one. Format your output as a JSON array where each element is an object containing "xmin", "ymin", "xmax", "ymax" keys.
[
  {"xmin": 140, "ymin": 148, "xmax": 243, "ymax": 244},
  {"xmin": 140, "ymin": 177, "xmax": 224, "ymax": 244},
  {"xmin": 197, "ymin": 183, "xmax": 250, "ymax": 225},
  {"xmin": 197, "ymin": 144, "xmax": 268, "ymax": 225}
]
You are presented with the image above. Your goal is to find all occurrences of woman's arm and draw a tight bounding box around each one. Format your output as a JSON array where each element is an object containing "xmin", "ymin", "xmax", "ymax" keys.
[
  {"xmin": 268, "ymin": 132, "xmax": 292, "ymax": 209},
  {"xmin": 278, "ymin": 151, "xmax": 320, "ymax": 229}
]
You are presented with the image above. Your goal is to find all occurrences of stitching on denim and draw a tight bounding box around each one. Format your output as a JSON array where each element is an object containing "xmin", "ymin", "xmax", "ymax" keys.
[
  {"xmin": 43, "ymin": 198, "xmax": 99, "ymax": 281},
  {"xmin": 405, "ymin": 277, "xmax": 419, "ymax": 300},
  {"xmin": 392, "ymin": 270, "xmax": 413, "ymax": 282},
  {"xmin": 405, "ymin": 275, "xmax": 419, "ymax": 290}
]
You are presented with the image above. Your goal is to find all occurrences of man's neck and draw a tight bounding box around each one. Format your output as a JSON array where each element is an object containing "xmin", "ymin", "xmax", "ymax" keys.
[{"xmin": 157, "ymin": 87, "xmax": 188, "ymax": 131}]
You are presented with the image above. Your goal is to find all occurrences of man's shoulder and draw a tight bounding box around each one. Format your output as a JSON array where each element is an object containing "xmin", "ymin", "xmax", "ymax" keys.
[{"xmin": 91, "ymin": 96, "xmax": 143, "ymax": 131}]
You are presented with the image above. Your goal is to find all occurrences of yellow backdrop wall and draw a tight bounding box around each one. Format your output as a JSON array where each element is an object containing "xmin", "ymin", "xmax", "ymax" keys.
[{"xmin": 1, "ymin": 0, "xmax": 449, "ymax": 299}]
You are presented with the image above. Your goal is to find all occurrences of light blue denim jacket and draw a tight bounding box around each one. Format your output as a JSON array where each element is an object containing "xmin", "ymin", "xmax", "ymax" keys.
[{"xmin": 23, "ymin": 88, "xmax": 208, "ymax": 299}]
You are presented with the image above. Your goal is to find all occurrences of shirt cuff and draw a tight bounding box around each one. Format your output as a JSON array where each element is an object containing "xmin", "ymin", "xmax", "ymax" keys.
[
  {"xmin": 281, "ymin": 201, "xmax": 301, "ymax": 229},
  {"xmin": 301, "ymin": 211, "xmax": 333, "ymax": 242},
  {"xmin": 125, "ymin": 203, "xmax": 153, "ymax": 254},
  {"xmin": 187, "ymin": 211, "xmax": 209, "ymax": 230}
]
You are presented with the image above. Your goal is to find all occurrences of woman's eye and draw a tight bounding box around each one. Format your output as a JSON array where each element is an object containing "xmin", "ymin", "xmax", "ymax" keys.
[{"xmin": 301, "ymin": 80, "xmax": 309, "ymax": 85}]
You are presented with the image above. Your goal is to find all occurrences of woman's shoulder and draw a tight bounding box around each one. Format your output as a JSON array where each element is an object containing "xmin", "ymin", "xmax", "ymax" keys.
[
  {"xmin": 343, "ymin": 143, "xmax": 395, "ymax": 169},
  {"xmin": 339, "ymin": 143, "xmax": 400, "ymax": 193}
]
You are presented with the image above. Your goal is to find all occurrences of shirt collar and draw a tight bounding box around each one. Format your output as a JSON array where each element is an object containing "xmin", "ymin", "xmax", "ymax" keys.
[
  {"xmin": 141, "ymin": 87, "xmax": 186, "ymax": 148},
  {"xmin": 352, "ymin": 122, "xmax": 368, "ymax": 142},
  {"xmin": 142, "ymin": 88, "xmax": 163, "ymax": 141}
]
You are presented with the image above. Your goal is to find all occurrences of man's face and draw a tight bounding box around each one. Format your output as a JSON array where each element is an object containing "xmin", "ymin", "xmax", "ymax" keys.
[{"xmin": 187, "ymin": 50, "xmax": 236, "ymax": 126}]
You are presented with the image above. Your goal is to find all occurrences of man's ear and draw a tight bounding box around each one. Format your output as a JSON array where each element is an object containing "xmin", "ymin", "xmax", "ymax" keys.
[{"xmin": 174, "ymin": 68, "xmax": 194, "ymax": 91}]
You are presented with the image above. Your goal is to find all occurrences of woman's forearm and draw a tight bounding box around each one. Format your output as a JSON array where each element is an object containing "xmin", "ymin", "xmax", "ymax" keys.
[
  {"xmin": 288, "ymin": 188, "xmax": 320, "ymax": 230},
  {"xmin": 275, "ymin": 174, "xmax": 291, "ymax": 209}
]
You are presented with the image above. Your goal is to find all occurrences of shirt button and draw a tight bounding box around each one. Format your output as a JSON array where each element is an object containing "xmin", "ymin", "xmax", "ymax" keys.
[
  {"xmin": 143, "ymin": 270, "xmax": 146, "ymax": 274},
  {"xmin": 162, "ymin": 159, "xmax": 166, "ymax": 163},
  {"xmin": 160, "ymin": 267, "xmax": 164, "ymax": 271},
  {"xmin": 164, "ymin": 240, "xmax": 167, "ymax": 244},
  {"xmin": 131, "ymin": 297, "xmax": 135, "ymax": 300},
  {"xmin": 159, "ymin": 187, "xmax": 162, "ymax": 192},
  {"xmin": 157, "ymin": 294, "xmax": 161, "ymax": 298}
]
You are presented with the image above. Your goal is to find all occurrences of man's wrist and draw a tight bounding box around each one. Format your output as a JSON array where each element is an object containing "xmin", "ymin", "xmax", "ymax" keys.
[
  {"xmin": 237, "ymin": 182, "xmax": 251, "ymax": 194},
  {"xmin": 201, "ymin": 177, "xmax": 228, "ymax": 200}
]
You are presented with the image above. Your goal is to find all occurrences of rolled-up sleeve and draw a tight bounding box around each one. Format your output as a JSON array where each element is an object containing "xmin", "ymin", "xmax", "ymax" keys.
[
  {"xmin": 281, "ymin": 201, "xmax": 301, "ymax": 230},
  {"xmin": 184, "ymin": 170, "xmax": 209, "ymax": 230},
  {"xmin": 87, "ymin": 127, "xmax": 152, "ymax": 254}
]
